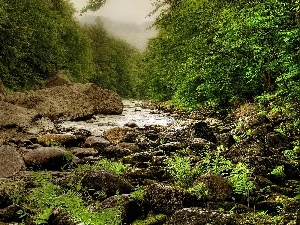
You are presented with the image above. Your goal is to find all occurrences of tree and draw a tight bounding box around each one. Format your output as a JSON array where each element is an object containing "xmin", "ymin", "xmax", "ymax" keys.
[
  {"xmin": 142, "ymin": 0, "xmax": 300, "ymax": 108},
  {"xmin": 0, "ymin": 0, "xmax": 93, "ymax": 90}
]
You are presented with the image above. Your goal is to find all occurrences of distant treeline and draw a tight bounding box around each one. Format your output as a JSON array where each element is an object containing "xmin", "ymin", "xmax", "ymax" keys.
[{"xmin": 0, "ymin": 0, "xmax": 145, "ymax": 98}]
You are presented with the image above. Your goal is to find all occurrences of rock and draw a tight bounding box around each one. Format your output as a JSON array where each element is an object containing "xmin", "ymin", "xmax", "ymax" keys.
[
  {"xmin": 0, "ymin": 204, "xmax": 24, "ymax": 223},
  {"xmin": 44, "ymin": 71, "xmax": 72, "ymax": 88},
  {"xmin": 98, "ymin": 194, "xmax": 148, "ymax": 224},
  {"xmin": 192, "ymin": 122, "xmax": 217, "ymax": 143},
  {"xmin": 37, "ymin": 133, "xmax": 81, "ymax": 147},
  {"xmin": 0, "ymin": 80, "xmax": 6, "ymax": 100},
  {"xmin": 103, "ymin": 127, "xmax": 139, "ymax": 144},
  {"xmin": 125, "ymin": 167, "xmax": 167, "ymax": 183},
  {"xmin": 5, "ymin": 83, "xmax": 123, "ymax": 120},
  {"xmin": 70, "ymin": 147, "xmax": 98, "ymax": 158},
  {"xmin": 123, "ymin": 152, "xmax": 153, "ymax": 165},
  {"xmin": 157, "ymin": 142, "xmax": 185, "ymax": 154},
  {"xmin": 266, "ymin": 132, "xmax": 291, "ymax": 150},
  {"xmin": 195, "ymin": 173, "xmax": 232, "ymax": 201},
  {"xmin": 48, "ymin": 208, "xmax": 76, "ymax": 225},
  {"xmin": 0, "ymin": 145, "xmax": 26, "ymax": 178},
  {"xmin": 145, "ymin": 183, "xmax": 202, "ymax": 215},
  {"xmin": 79, "ymin": 170, "xmax": 133, "ymax": 199},
  {"xmin": 187, "ymin": 138, "xmax": 215, "ymax": 152},
  {"xmin": 167, "ymin": 208, "xmax": 238, "ymax": 225},
  {"xmin": 23, "ymin": 147, "xmax": 70, "ymax": 170},
  {"xmin": 24, "ymin": 117, "xmax": 55, "ymax": 135},
  {"xmin": 83, "ymin": 136, "xmax": 110, "ymax": 152},
  {"xmin": 118, "ymin": 142, "xmax": 140, "ymax": 153},
  {"xmin": 104, "ymin": 145, "xmax": 132, "ymax": 158},
  {"xmin": 0, "ymin": 101, "xmax": 39, "ymax": 128},
  {"xmin": 0, "ymin": 180, "xmax": 25, "ymax": 208},
  {"xmin": 217, "ymin": 133, "xmax": 236, "ymax": 148}
]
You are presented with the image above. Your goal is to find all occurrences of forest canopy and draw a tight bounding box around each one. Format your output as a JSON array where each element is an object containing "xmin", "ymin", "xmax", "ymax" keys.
[
  {"xmin": 142, "ymin": 0, "xmax": 300, "ymax": 111},
  {"xmin": 0, "ymin": 0, "xmax": 142, "ymax": 97}
]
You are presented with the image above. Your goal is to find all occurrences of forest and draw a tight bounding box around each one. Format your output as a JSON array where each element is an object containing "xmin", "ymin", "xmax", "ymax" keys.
[
  {"xmin": 1, "ymin": 0, "xmax": 300, "ymax": 116},
  {"xmin": 0, "ymin": 1, "xmax": 300, "ymax": 224}
]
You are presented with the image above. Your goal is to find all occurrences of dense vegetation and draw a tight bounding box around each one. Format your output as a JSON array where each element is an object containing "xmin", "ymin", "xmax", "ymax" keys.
[
  {"xmin": 143, "ymin": 0, "xmax": 300, "ymax": 111},
  {"xmin": 0, "ymin": 0, "xmax": 141, "ymax": 97},
  {"xmin": 1, "ymin": 0, "xmax": 300, "ymax": 113}
]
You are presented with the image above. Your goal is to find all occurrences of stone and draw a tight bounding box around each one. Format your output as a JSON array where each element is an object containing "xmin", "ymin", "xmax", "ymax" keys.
[
  {"xmin": 83, "ymin": 136, "xmax": 110, "ymax": 151},
  {"xmin": 196, "ymin": 173, "xmax": 232, "ymax": 201},
  {"xmin": 23, "ymin": 147, "xmax": 69, "ymax": 170},
  {"xmin": 37, "ymin": 133, "xmax": 81, "ymax": 147},
  {"xmin": 44, "ymin": 71, "xmax": 72, "ymax": 88},
  {"xmin": 192, "ymin": 122, "xmax": 217, "ymax": 143},
  {"xmin": 70, "ymin": 147, "xmax": 98, "ymax": 158},
  {"xmin": 145, "ymin": 183, "xmax": 202, "ymax": 215},
  {"xmin": 0, "ymin": 204, "xmax": 24, "ymax": 223},
  {"xmin": 0, "ymin": 145, "xmax": 26, "ymax": 178},
  {"xmin": 0, "ymin": 101, "xmax": 39, "ymax": 129},
  {"xmin": 48, "ymin": 208, "xmax": 77, "ymax": 225},
  {"xmin": 167, "ymin": 208, "xmax": 238, "ymax": 225},
  {"xmin": 103, "ymin": 127, "xmax": 139, "ymax": 144},
  {"xmin": 79, "ymin": 170, "xmax": 133, "ymax": 199},
  {"xmin": 5, "ymin": 83, "xmax": 123, "ymax": 120}
]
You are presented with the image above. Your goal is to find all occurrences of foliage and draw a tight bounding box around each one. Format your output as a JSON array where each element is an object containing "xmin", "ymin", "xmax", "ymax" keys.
[
  {"xmin": 83, "ymin": 19, "xmax": 143, "ymax": 97},
  {"xmin": 165, "ymin": 148, "xmax": 233, "ymax": 187},
  {"xmin": 228, "ymin": 162, "xmax": 254, "ymax": 196},
  {"xmin": 75, "ymin": 158, "xmax": 130, "ymax": 175},
  {"xmin": 132, "ymin": 213, "xmax": 167, "ymax": 225},
  {"xmin": 165, "ymin": 152, "xmax": 201, "ymax": 187},
  {"xmin": 130, "ymin": 185, "xmax": 145, "ymax": 201},
  {"xmin": 0, "ymin": 0, "xmax": 93, "ymax": 90},
  {"xmin": 143, "ymin": 0, "xmax": 300, "ymax": 109},
  {"xmin": 271, "ymin": 165, "xmax": 285, "ymax": 178},
  {"xmin": 187, "ymin": 182, "xmax": 208, "ymax": 199},
  {"xmin": 201, "ymin": 147, "xmax": 233, "ymax": 176},
  {"xmin": 26, "ymin": 172, "xmax": 122, "ymax": 225}
]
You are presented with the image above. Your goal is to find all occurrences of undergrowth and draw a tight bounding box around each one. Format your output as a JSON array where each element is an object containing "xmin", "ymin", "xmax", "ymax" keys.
[{"xmin": 25, "ymin": 172, "xmax": 122, "ymax": 224}]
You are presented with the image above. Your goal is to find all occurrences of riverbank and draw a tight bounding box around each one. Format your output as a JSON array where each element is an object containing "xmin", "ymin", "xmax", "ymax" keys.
[{"xmin": 0, "ymin": 79, "xmax": 299, "ymax": 224}]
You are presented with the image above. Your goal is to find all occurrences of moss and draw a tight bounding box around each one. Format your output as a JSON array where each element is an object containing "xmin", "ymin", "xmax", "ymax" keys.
[{"xmin": 132, "ymin": 214, "xmax": 167, "ymax": 225}]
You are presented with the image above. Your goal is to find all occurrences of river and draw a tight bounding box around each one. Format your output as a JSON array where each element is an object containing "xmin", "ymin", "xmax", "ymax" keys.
[{"xmin": 57, "ymin": 100, "xmax": 176, "ymax": 136}]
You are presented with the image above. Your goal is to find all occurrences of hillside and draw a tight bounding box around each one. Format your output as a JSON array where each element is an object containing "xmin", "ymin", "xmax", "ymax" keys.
[{"xmin": 79, "ymin": 15, "xmax": 158, "ymax": 51}]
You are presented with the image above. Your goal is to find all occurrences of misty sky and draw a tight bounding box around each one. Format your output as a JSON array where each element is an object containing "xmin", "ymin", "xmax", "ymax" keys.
[{"xmin": 70, "ymin": 0, "xmax": 156, "ymax": 23}]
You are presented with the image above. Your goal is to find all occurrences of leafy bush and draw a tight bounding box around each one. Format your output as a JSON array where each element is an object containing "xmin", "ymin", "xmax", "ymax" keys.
[
  {"xmin": 75, "ymin": 158, "xmax": 130, "ymax": 175},
  {"xmin": 271, "ymin": 165, "xmax": 285, "ymax": 178},
  {"xmin": 165, "ymin": 153, "xmax": 202, "ymax": 188},
  {"xmin": 26, "ymin": 172, "xmax": 122, "ymax": 225},
  {"xmin": 228, "ymin": 163, "xmax": 254, "ymax": 196}
]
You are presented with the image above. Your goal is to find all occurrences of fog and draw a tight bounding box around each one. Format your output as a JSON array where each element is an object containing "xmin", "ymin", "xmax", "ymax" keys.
[{"xmin": 70, "ymin": 0, "xmax": 156, "ymax": 24}]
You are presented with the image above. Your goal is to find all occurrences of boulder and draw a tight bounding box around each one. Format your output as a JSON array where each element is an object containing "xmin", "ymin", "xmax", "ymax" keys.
[
  {"xmin": 0, "ymin": 101, "xmax": 39, "ymax": 128},
  {"xmin": 23, "ymin": 147, "xmax": 70, "ymax": 170},
  {"xmin": 5, "ymin": 83, "xmax": 123, "ymax": 120},
  {"xmin": 0, "ymin": 145, "xmax": 26, "ymax": 178},
  {"xmin": 195, "ymin": 173, "xmax": 232, "ymax": 201},
  {"xmin": 0, "ymin": 80, "xmax": 6, "ymax": 100},
  {"xmin": 79, "ymin": 170, "xmax": 133, "ymax": 199},
  {"xmin": 145, "ymin": 183, "xmax": 202, "ymax": 215},
  {"xmin": 0, "ymin": 204, "xmax": 24, "ymax": 223},
  {"xmin": 192, "ymin": 122, "xmax": 217, "ymax": 143},
  {"xmin": 167, "ymin": 208, "xmax": 238, "ymax": 225},
  {"xmin": 44, "ymin": 72, "xmax": 72, "ymax": 88},
  {"xmin": 37, "ymin": 133, "xmax": 81, "ymax": 147},
  {"xmin": 83, "ymin": 136, "xmax": 110, "ymax": 152},
  {"xmin": 103, "ymin": 127, "xmax": 139, "ymax": 144},
  {"xmin": 48, "ymin": 208, "xmax": 77, "ymax": 225},
  {"xmin": 70, "ymin": 147, "xmax": 98, "ymax": 158}
]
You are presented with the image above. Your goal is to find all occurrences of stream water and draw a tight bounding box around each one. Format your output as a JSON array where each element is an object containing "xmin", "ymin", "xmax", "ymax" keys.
[{"xmin": 57, "ymin": 100, "xmax": 176, "ymax": 136}]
